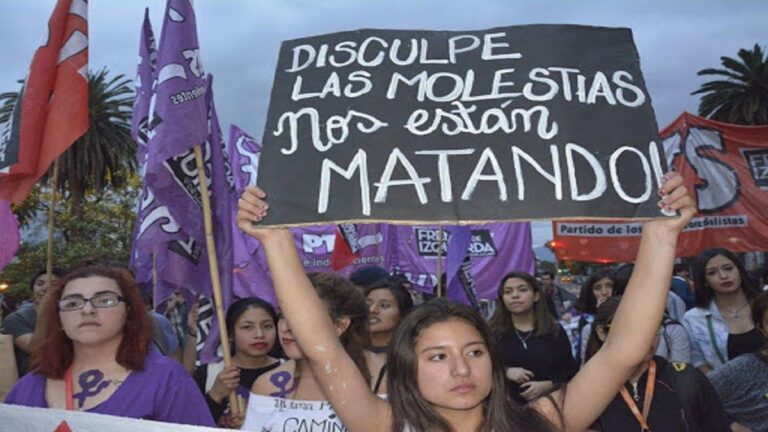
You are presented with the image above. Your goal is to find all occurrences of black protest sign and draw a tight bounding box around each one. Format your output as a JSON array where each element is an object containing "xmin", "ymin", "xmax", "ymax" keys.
[{"xmin": 257, "ymin": 25, "xmax": 666, "ymax": 226}]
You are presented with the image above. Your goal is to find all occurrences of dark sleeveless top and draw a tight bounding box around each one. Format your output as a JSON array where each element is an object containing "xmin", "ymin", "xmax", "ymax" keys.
[{"xmin": 727, "ymin": 327, "xmax": 764, "ymax": 360}]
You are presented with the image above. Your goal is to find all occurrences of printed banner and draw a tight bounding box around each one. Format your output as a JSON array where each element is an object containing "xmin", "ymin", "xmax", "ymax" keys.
[
  {"xmin": 257, "ymin": 25, "xmax": 665, "ymax": 226},
  {"xmin": 552, "ymin": 113, "xmax": 768, "ymax": 262},
  {"xmin": 390, "ymin": 223, "xmax": 535, "ymax": 299}
]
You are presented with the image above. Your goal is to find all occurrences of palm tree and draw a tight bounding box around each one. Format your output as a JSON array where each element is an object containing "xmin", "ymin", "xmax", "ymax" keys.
[
  {"xmin": 0, "ymin": 68, "xmax": 136, "ymax": 220},
  {"xmin": 692, "ymin": 44, "xmax": 768, "ymax": 125}
]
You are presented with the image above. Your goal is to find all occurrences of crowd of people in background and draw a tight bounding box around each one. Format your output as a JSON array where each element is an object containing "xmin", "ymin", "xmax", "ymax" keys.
[{"xmin": 1, "ymin": 175, "xmax": 768, "ymax": 431}]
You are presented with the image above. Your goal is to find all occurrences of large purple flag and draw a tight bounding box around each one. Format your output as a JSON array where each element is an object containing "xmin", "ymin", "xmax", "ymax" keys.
[
  {"xmin": 131, "ymin": 8, "xmax": 156, "ymax": 164},
  {"xmin": 145, "ymin": 0, "xmax": 209, "ymax": 241},
  {"xmin": 388, "ymin": 223, "xmax": 535, "ymax": 300},
  {"xmin": 148, "ymin": 0, "xmax": 207, "ymax": 163},
  {"xmin": 193, "ymin": 75, "xmax": 236, "ymax": 362},
  {"xmin": 227, "ymin": 125, "xmax": 273, "ymax": 302},
  {"xmin": 445, "ymin": 226, "xmax": 480, "ymax": 308},
  {"xmin": 0, "ymin": 200, "xmax": 19, "ymax": 272}
]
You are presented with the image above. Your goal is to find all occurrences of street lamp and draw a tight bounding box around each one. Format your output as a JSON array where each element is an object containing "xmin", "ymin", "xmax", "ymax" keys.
[{"xmin": 0, "ymin": 282, "xmax": 8, "ymax": 292}]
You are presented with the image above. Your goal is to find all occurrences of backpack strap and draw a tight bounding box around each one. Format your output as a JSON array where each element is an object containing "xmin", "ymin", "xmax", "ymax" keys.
[{"xmin": 706, "ymin": 315, "xmax": 727, "ymax": 364}]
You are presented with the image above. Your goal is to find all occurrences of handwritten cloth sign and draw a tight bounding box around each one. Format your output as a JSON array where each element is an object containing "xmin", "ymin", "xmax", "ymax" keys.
[
  {"xmin": 243, "ymin": 393, "xmax": 347, "ymax": 431},
  {"xmin": 258, "ymin": 25, "xmax": 665, "ymax": 226}
]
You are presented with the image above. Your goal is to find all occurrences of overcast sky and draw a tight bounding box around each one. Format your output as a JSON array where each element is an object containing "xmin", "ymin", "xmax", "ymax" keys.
[{"xmin": 1, "ymin": 0, "xmax": 765, "ymax": 246}]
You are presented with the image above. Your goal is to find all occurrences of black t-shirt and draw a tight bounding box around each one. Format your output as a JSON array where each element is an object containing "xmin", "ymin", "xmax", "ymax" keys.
[
  {"xmin": 498, "ymin": 324, "xmax": 578, "ymax": 402},
  {"xmin": 193, "ymin": 360, "xmax": 281, "ymax": 423},
  {"xmin": 596, "ymin": 356, "xmax": 730, "ymax": 432}
]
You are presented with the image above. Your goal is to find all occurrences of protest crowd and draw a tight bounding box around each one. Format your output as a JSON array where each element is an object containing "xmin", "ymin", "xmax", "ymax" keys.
[{"xmin": 1, "ymin": 1, "xmax": 768, "ymax": 432}]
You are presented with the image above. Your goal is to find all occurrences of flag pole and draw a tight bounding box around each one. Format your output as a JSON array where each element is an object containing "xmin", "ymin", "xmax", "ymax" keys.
[
  {"xmin": 151, "ymin": 249, "xmax": 158, "ymax": 311},
  {"xmin": 436, "ymin": 225, "xmax": 444, "ymax": 298},
  {"xmin": 45, "ymin": 160, "xmax": 59, "ymax": 290},
  {"xmin": 32, "ymin": 159, "xmax": 60, "ymax": 351},
  {"xmin": 193, "ymin": 145, "xmax": 239, "ymax": 414}
]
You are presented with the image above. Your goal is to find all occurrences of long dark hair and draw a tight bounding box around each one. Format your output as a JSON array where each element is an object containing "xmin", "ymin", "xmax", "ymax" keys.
[
  {"xmin": 226, "ymin": 297, "xmax": 283, "ymax": 359},
  {"xmin": 583, "ymin": 296, "xmax": 623, "ymax": 363},
  {"xmin": 576, "ymin": 269, "xmax": 615, "ymax": 314},
  {"xmin": 488, "ymin": 272, "xmax": 557, "ymax": 338},
  {"xmin": 693, "ymin": 248, "xmax": 759, "ymax": 308},
  {"xmin": 309, "ymin": 273, "xmax": 372, "ymax": 384},
  {"xmin": 388, "ymin": 299, "xmax": 556, "ymax": 432},
  {"xmin": 364, "ymin": 279, "xmax": 415, "ymax": 318}
]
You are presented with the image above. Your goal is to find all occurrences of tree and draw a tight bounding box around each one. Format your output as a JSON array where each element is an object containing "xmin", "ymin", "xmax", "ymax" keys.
[
  {"xmin": 0, "ymin": 68, "xmax": 137, "ymax": 221},
  {"xmin": 692, "ymin": 44, "xmax": 768, "ymax": 125},
  {"xmin": 0, "ymin": 178, "xmax": 139, "ymax": 300}
]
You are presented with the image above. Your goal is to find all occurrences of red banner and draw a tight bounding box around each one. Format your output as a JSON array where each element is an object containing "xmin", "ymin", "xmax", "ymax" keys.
[
  {"xmin": 553, "ymin": 112, "xmax": 768, "ymax": 262},
  {"xmin": 0, "ymin": 0, "xmax": 88, "ymax": 203}
]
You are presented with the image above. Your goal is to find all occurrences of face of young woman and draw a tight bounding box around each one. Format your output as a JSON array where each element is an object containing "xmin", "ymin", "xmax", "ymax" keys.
[
  {"xmin": 704, "ymin": 255, "xmax": 742, "ymax": 295},
  {"xmin": 592, "ymin": 277, "xmax": 614, "ymax": 307},
  {"xmin": 415, "ymin": 319, "xmax": 492, "ymax": 414},
  {"xmin": 367, "ymin": 288, "xmax": 401, "ymax": 335},
  {"xmin": 59, "ymin": 276, "xmax": 127, "ymax": 348},
  {"xmin": 278, "ymin": 316, "xmax": 304, "ymax": 359},
  {"xmin": 32, "ymin": 274, "xmax": 59, "ymax": 306},
  {"xmin": 501, "ymin": 278, "xmax": 539, "ymax": 315},
  {"xmin": 233, "ymin": 307, "xmax": 277, "ymax": 358}
]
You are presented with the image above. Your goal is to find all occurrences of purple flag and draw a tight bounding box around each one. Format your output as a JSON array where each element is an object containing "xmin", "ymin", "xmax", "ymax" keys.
[
  {"xmin": 445, "ymin": 226, "xmax": 479, "ymax": 308},
  {"xmin": 131, "ymin": 8, "xmax": 156, "ymax": 164},
  {"xmin": 227, "ymin": 124, "xmax": 273, "ymax": 302},
  {"xmin": 0, "ymin": 200, "xmax": 19, "ymax": 272},
  {"xmin": 145, "ymin": 0, "xmax": 209, "ymax": 241},
  {"xmin": 388, "ymin": 223, "xmax": 535, "ymax": 300},
  {"xmin": 228, "ymin": 125, "xmax": 261, "ymax": 193},
  {"xmin": 228, "ymin": 125, "xmax": 261, "ymax": 264},
  {"xmin": 147, "ymin": 0, "xmax": 207, "ymax": 164}
]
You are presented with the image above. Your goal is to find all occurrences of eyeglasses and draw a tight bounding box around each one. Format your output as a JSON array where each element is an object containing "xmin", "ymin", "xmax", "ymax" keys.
[{"xmin": 58, "ymin": 292, "xmax": 124, "ymax": 312}]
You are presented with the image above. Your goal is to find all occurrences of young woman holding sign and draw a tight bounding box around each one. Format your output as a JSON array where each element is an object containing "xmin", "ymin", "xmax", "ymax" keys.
[
  {"xmin": 5, "ymin": 264, "xmax": 214, "ymax": 426},
  {"xmin": 584, "ymin": 296, "xmax": 729, "ymax": 431},
  {"xmin": 236, "ymin": 172, "xmax": 695, "ymax": 432},
  {"xmin": 242, "ymin": 272, "xmax": 371, "ymax": 431}
]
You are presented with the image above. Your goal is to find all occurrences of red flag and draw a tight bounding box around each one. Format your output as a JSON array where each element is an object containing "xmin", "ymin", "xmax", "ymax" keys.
[{"xmin": 0, "ymin": 0, "xmax": 88, "ymax": 203}]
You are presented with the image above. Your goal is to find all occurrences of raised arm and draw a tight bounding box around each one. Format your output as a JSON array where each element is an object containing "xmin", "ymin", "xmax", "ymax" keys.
[
  {"xmin": 236, "ymin": 188, "xmax": 390, "ymax": 432},
  {"xmin": 538, "ymin": 172, "xmax": 697, "ymax": 431}
]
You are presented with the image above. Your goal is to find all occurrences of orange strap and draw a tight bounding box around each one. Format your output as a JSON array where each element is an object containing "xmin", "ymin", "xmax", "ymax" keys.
[
  {"xmin": 619, "ymin": 360, "xmax": 656, "ymax": 432},
  {"xmin": 64, "ymin": 366, "xmax": 74, "ymax": 411}
]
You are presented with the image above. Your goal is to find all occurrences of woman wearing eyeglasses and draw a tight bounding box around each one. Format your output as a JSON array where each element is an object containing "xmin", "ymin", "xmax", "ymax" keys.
[{"xmin": 4, "ymin": 264, "xmax": 215, "ymax": 427}]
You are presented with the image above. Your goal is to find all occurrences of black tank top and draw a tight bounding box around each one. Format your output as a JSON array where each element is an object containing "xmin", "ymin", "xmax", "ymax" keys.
[{"xmin": 727, "ymin": 327, "xmax": 764, "ymax": 360}]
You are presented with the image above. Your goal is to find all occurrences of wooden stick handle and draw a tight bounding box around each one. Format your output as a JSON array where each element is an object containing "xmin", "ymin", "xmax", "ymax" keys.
[
  {"xmin": 436, "ymin": 225, "xmax": 444, "ymax": 298},
  {"xmin": 193, "ymin": 145, "xmax": 239, "ymax": 415}
]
